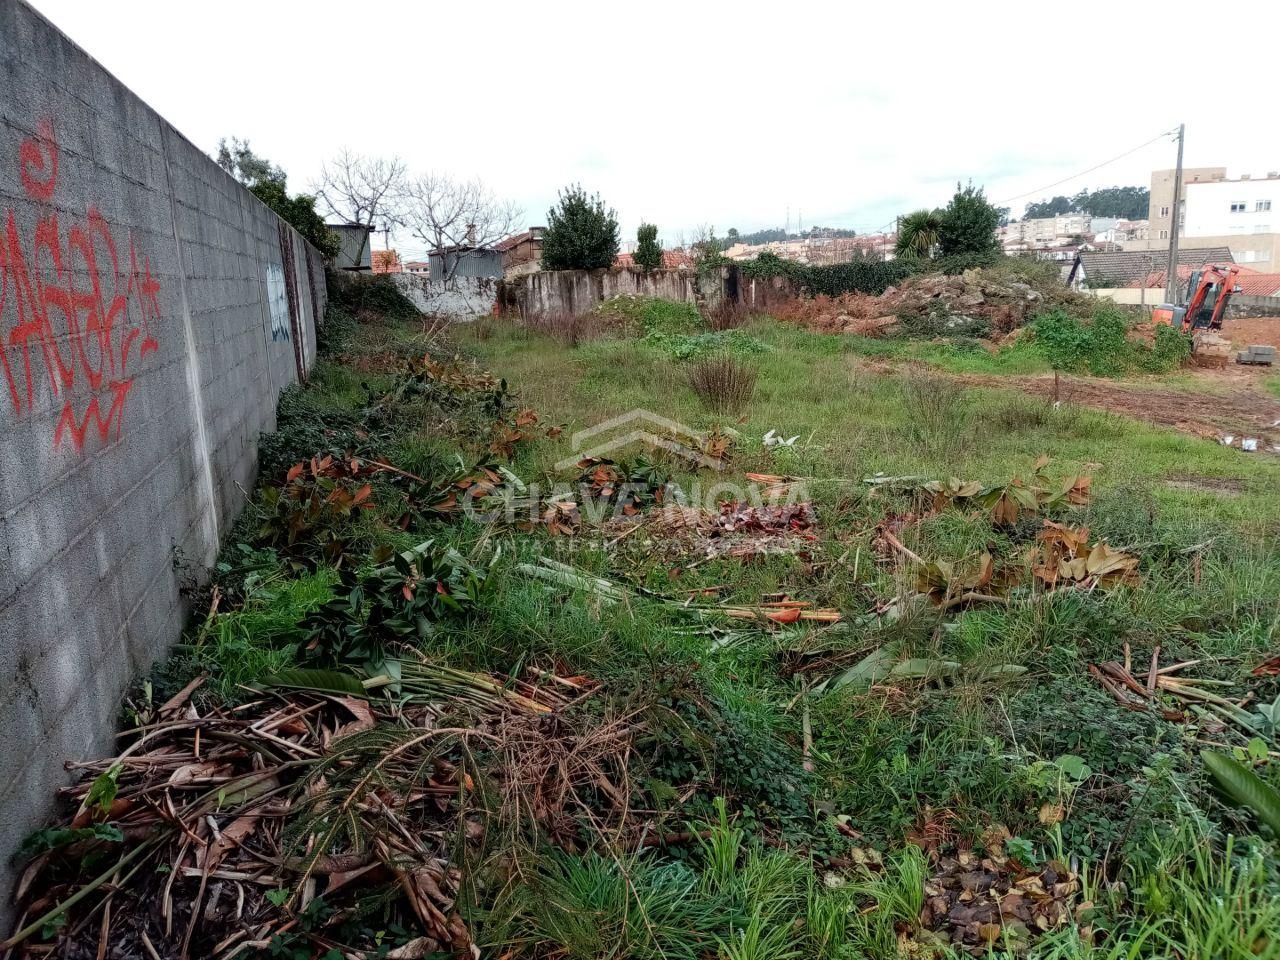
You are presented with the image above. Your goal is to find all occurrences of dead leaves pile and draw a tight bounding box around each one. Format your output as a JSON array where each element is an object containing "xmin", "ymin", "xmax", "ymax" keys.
[
  {"xmin": 1031, "ymin": 521, "xmax": 1139, "ymax": 589},
  {"xmin": 920, "ymin": 850, "xmax": 1082, "ymax": 956},
  {"xmin": 607, "ymin": 500, "xmax": 822, "ymax": 563},
  {"xmin": 4, "ymin": 667, "xmax": 609, "ymax": 960},
  {"xmin": 916, "ymin": 457, "xmax": 1092, "ymax": 527},
  {"xmin": 889, "ymin": 520, "xmax": 1139, "ymax": 611}
]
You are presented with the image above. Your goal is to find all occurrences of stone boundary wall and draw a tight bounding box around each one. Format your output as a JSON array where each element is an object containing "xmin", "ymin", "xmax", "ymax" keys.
[{"xmin": 390, "ymin": 273, "xmax": 496, "ymax": 320}]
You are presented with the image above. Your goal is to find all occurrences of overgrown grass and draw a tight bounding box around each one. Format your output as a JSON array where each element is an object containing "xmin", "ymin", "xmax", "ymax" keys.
[{"xmin": 129, "ymin": 288, "xmax": 1280, "ymax": 959}]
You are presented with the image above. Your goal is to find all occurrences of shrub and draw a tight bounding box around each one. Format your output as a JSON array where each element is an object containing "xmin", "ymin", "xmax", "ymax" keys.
[
  {"xmin": 634, "ymin": 222, "xmax": 662, "ymax": 272},
  {"xmin": 689, "ymin": 355, "xmax": 757, "ymax": 413},
  {"xmin": 740, "ymin": 251, "xmax": 807, "ymax": 283},
  {"xmin": 326, "ymin": 270, "xmax": 421, "ymax": 320},
  {"xmin": 706, "ymin": 300, "xmax": 749, "ymax": 331},
  {"xmin": 896, "ymin": 209, "xmax": 943, "ymax": 258},
  {"xmin": 302, "ymin": 540, "xmax": 490, "ymax": 669},
  {"xmin": 1032, "ymin": 306, "xmax": 1191, "ymax": 377},
  {"xmin": 804, "ymin": 257, "xmax": 914, "ymax": 296},
  {"xmin": 541, "ymin": 184, "xmax": 620, "ymax": 271},
  {"xmin": 1144, "ymin": 322, "xmax": 1194, "ymax": 371},
  {"xmin": 936, "ymin": 181, "xmax": 1001, "ymax": 258}
]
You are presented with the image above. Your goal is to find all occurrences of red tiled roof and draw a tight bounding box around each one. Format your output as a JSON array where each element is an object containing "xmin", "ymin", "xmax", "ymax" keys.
[
  {"xmin": 495, "ymin": 230, "xmax": 537, "ymax": 252},
  {"xmin": 1130, "ymin": 264, "xmax": 1262, "ymax": 289},
  {"xmin": 1236, "ymin": 273, "xmax": 1280, "ymax": 297},
  {"xmin": 614, "ymin": 250, "xmax": 694, "ymax": 269}
]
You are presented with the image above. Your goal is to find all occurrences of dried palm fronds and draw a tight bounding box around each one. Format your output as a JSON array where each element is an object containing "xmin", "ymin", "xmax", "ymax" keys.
[{"xmin": 3, "ymin": 660, "xmax": 603, "ymax": 960}]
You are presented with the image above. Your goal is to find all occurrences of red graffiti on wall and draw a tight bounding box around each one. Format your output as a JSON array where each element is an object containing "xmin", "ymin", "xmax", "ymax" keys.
[{"xmin": 0, "ymin": 118, "xmax": 161, "ymax": 451}]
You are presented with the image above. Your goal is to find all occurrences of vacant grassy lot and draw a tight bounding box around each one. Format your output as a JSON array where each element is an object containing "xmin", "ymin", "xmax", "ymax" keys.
[{"xmin": 12, "ymin": 285, "xmax": 1280, "ymax": 960}]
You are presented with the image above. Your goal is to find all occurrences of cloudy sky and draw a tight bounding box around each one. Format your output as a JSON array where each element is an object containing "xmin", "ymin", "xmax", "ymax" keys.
[{"xmin": 30, "ymin": 0, "xmax": 1280, "ymax": 258}]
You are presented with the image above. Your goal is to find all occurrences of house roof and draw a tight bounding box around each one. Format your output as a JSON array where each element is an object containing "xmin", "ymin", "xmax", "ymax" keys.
[
  {"xmin": 1071, "ymin": 247, "xmax": 1234, "ymax": 286},
  {"xmin": 1235, "ymin": 273, "xmax": 1280, "ymax": 297},
  {"xmin": 1129, "ymin": 264, "xmax": 1262, "ymax": 289},
  {"xmin": 494, "ymin": 229, "xmax": 545, "ymax": 252},
  {"xmin": 614, "ymin": 250, "xmax": 694, "ymax": 270},
  {"xmin": 429, "ymin": 244, "xmax": 502, "ymax": 257},
  {"xmin": 326, "ymin": 222, "xmax": 374, "ymax": 233}
]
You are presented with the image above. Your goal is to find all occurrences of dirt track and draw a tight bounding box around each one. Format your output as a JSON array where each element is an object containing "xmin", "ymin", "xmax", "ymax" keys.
[{"xmin": 960, "ymin": 371, "xmax": 1280, "ymax": 449}]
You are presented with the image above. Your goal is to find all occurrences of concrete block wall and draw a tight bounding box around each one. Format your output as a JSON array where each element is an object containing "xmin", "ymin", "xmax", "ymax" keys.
[
  {"xmin": 500, "ymin": 267, "xmax": 701, "ymax": 321},
  {"xmin": 391, "ymin": 273, "xmax": 496, "ymax": 320},
  {"xmin": 0, "ymin": 0, "xmax": 325, "ymax": 902}
]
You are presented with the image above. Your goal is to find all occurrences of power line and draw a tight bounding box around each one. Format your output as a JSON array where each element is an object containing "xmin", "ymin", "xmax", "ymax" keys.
[{"xmin": 997, "ymin": 129, "xmax": 1176, "ymax": 206}]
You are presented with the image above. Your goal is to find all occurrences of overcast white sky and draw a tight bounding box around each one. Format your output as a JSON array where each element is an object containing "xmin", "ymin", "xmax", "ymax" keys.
[{"xmin": 29, "ymin": 0, "xmax": 1280, "ymax": 259}]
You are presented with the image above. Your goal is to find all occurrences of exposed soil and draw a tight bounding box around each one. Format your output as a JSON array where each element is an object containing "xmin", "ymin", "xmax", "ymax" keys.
[
  {"xmin": 1164, "ymin": 477, "xmax": 1246, "ymax": 496},
  {"xmin": 858, "ymin": 350, "xmax": 1280, "ymax": 453},
  {"xmin": 967, "ymin": 372, "xmax": 1280, "ymax": 449},
  {"xmin": 1222, "ymin": 315, "xmax": 1280, "ymax": 351}
]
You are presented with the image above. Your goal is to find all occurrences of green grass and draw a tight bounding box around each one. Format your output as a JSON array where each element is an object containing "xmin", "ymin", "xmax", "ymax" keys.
[
  {"xmin": 1264, "ymin": 374, "xmax": 1280, "ymax": 400},
  {"xmin": 134, "ymin": 299, "xmax": 1280, "ymax": 959},
  {"xmin": 459, "ymin": 317, "xmax": 1280, "ymax": 532}
]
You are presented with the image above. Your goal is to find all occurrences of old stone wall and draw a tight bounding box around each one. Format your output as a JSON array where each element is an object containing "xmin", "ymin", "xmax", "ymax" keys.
[
  {"xmin": 499, "ymin": 267, "xmax": 701, "ymax": 320},
  {"xmin": 391, "ymin": 273, "xmax": 496, "ymax": 320},
  {"xmin": 0, "ymin": 0, "xmax": 326, "ymax": 901}
]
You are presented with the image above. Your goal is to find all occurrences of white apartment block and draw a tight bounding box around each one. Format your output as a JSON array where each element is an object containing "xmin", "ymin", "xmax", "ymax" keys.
[{"xmin": 1139, "ymin": 168, "xmax": 1280, "ymax": 267}]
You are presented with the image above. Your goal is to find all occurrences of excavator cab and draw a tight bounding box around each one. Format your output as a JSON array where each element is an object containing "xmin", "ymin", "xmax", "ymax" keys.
[{"xmin": 1153, "ymin": 264, "xmax": 1241, "ymax": 332}]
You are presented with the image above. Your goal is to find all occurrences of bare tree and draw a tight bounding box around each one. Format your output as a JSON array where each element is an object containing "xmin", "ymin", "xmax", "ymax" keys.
[
  {"xmin": 401, "ymin": 173, "xmax": 521, "ymax": 281},
  {"xmin": 313, "ymin": 149, "xmax": 408, "ymax": 266}
]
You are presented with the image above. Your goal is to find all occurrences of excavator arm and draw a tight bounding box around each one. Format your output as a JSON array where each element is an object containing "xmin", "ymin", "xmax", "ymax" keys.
[{"xmin": 1153, "ymin": 263, "xmax": 1241, "ymax": 332}]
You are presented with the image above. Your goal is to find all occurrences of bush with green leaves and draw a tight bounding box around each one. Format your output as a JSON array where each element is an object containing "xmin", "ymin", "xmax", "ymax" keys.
[
  {"xmin": 301, "ymin": 540, "xmax": 490, "ymax": 670},
  {"xmin": 896, "ymin": 209, "xmax": 943, "ymax": 258},
  {"xmin": 255, "ymin": 461, "xmax": 376, "ymax": 570},
  {"xmin": 541, "ymin": 184, "xmax": 620, "ymax": 271},
  {"xmin": 326, "ymin": 271, "xmax": 421, "ymax": 320},
  {"xmin": 634, "ymin": 222, "xmax": 663, "ymax": 272},
  {"xmin": 937, "ymin": 180, "xmax": 1001, "ymax": 258},
  {"xmin": 1033, "ymin": 305, "xmax": 1190, "ymax": 376}
]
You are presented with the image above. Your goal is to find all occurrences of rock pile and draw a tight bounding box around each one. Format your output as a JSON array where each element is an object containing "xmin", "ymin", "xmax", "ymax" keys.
[{"xmin": 777, "ymin": 268, "xmax": 1067, "ymax": 339}]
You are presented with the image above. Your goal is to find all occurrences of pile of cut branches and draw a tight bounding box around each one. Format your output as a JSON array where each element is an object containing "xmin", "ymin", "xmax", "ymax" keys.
[{"xmin": 4, "ymin": 663, "xmax": 619, "ymax": 960}]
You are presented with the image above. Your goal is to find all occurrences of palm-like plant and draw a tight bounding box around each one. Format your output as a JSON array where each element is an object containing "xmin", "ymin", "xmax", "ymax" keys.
[{"xmin": 896, "ymin": 209, "xmax": 943, "ymax": 258}]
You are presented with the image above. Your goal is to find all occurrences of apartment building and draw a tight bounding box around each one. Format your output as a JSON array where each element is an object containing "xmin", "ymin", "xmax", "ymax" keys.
[{"xmin": 1137, "ymin": 168, "xmax": 1280, "ymax": 267}]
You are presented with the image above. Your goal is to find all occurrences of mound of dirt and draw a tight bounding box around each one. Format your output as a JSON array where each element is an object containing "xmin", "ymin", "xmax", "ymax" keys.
[
  {"xmin": 884, "ymin": 270, "xmax": 1048, "ymax": 335},
  {"xmin": 777, "ymin": 267, "xmax": 1088, "ymax": 338}
]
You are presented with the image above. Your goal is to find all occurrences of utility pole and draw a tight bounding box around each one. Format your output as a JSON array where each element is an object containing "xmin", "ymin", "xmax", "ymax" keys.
[{"xmin": 1165, "ymin": 124, "xmax": 1184, "ymax": 305}]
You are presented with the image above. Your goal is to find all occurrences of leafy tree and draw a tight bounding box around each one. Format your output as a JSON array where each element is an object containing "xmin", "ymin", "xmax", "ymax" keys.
[
  {"xmin": 729, "ymin": 227, "xmax": 788, "ymax": 245},
  {"xmin": 541, "ymin": 185, "xmax": 620, "ymax": 271},
  {"xmin": 1082, "ymin": 186, "xmax": 1149, "ymax": 219},
  {"xmin": 1023, "ymin": 195, "xmax": 1076, "ymax": 219},
  {"xmin": 216, "ymin": 136, "xmax": 284, "ymax": 188},
  {"xmin": 937, "ymin": 182, "xmax": 1001, "ymax": 258},
  {"xmin": 216, "ymin": 136, "xmax": 338, "ymax": 258},
  {"xmin": 250, "ymin": 179, "xmax": 340, "ymax": 259},
  {"xmin": 895, "ymin": 209, "xmax": 943, "ymax": 258},
  {"xmin": 1024, "ymin": 186, "xmax": 1149, "ymax": 221},
  {"xmin": 727, "ymin": 227, "xmax": 740, "ymax": 242},
  {"xmin": 688, "ymin": 225, "xmax": 726, "ymax": 270},
  {"xmin": 634, "ymin": 223, "xmax": 663, "ymax": 272}
]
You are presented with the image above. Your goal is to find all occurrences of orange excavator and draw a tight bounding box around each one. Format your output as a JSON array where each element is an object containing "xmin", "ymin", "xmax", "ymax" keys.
[
  {"xmin": 1153, "ymin": 264, "xmax": 1242, "ymax": 332},
  {"xmin": 1152, "ymin": 264, "xmax": 1242, "ymax": 366}
]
